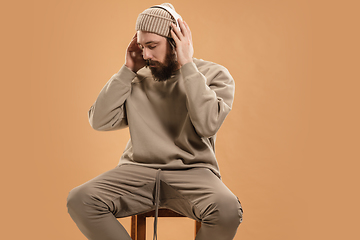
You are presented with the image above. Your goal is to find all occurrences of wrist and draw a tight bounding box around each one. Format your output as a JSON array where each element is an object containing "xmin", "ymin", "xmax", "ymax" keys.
[
  {"xmin": 125, "ymin": 63, "xmax": 138, "ymax": 73},
  {"xmin": 180, "ymin": 58, "xmax": 193, "ymax": 67},
  {"xmin": 180, "ymin": 61, "xmax": 198, "ymax": 78}
]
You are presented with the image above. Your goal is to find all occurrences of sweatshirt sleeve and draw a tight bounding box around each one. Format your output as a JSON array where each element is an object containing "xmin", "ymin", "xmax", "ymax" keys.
[
  {"xmin": 88, "ymin": 65, "xmax": 136, "ymax": 131},
  {"xmin": 181, "ymin": 61, "xmax": 235, "ymax": 138}
]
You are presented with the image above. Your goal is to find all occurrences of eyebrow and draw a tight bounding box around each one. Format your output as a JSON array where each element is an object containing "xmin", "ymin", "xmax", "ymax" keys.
[{"xmin": 138, "ymin": 41, "xmax": 160, "ymax": 45}]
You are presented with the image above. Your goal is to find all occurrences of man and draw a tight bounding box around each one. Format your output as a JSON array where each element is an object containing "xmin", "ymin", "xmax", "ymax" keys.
[{"xmin": 67, "ymin": 3, "xmax": 243, "ymax": 240}]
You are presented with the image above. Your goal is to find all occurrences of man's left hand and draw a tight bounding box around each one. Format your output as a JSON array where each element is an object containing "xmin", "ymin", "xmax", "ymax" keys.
[{"xmin": 170, "ymin": 19, "xmax": 194, "ymax": 66}]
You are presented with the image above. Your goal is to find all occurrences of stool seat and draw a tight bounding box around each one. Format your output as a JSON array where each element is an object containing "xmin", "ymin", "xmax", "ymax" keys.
[{"xmin": 131, "ymin": 208, "xmax": 201, "ymax": 240}]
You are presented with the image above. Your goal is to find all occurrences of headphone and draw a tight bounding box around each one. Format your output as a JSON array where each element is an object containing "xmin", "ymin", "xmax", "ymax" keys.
[{"xmin": 150, "ymin": 5, "xmax": 182, "ymax": 30}]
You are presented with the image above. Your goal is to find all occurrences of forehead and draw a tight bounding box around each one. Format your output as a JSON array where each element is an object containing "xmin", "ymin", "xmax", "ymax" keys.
[{"xmin": 137, "ymin": 31, "xmax": 166, "ymax": 45}]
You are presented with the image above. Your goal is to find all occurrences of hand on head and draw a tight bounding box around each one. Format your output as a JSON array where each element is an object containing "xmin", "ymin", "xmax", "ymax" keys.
[
  {"xmin": 170, "ymin": 19, "xmax": 194, "ymax": 66},
  {"xmin": 125, "ymin": 33, "xmax": 146, "ymax": 73}
]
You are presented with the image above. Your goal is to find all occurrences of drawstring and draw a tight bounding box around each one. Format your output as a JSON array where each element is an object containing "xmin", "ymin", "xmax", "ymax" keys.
[{"xmin": 153, "ymin": 169, "xmax": 161, "ymax": 240}]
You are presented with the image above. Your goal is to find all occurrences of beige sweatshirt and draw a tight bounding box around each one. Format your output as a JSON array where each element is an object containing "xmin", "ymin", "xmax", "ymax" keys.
[{"xmin": 88, "ymin": 58, "xmax": 235, "ymax": 178}]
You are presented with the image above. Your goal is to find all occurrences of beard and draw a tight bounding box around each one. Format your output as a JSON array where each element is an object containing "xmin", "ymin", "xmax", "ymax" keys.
[{"xmin": 145, "ymin": 49, "xmax": 179, "ymax": 82}]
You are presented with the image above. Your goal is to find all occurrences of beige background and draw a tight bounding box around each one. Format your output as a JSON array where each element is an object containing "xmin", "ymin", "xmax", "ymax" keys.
[{"xmin": 1, "ymin": 0, "xmax": 359, "ymax": 239}]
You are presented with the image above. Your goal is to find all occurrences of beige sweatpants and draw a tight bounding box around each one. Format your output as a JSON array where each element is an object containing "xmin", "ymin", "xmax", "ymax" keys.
[{"xmin": 66, "ymin": 164, "xmax": 243, "ymax": 240}]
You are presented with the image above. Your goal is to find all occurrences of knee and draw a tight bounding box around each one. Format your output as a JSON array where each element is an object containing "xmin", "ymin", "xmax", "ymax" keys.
[
  {"xmin": 202, "ymin": 194, "xmax": 243, "ymax": 227},
  {"xmin": 66, "ymin": 184, "xmax": 105, "ymax": 212},
  {"xmin": 218, "ymin": 195, "xmax": 243, "ymax": 226},
  {"xmin": 66, "ymin": 186, "xmax": 84, "ymax": 211}
]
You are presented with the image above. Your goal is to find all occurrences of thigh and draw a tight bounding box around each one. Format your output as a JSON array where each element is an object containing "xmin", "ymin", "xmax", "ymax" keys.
[
  {"xmin": 161, "ymin": 168, "xmax": 241, "ymax": 220},
  {"xmin": 68, "ymin": 164, "xmax": 158, "ymax": 217}
]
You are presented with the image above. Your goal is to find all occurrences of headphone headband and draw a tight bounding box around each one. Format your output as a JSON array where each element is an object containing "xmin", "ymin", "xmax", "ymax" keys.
[{"xmin": 150, "ymin": 5, "xmax": 182, "ymax": 30}]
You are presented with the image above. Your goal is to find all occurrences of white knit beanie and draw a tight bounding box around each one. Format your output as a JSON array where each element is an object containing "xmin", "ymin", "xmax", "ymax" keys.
[{"xmin": 135, "ymin": 3, "xmax": 179, "ymax": 38}]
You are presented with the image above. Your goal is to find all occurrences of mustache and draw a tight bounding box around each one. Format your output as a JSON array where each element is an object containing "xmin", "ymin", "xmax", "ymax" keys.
[{"xmin": 146, "ymin": 59, "xmax": 161, "ymax": 67}]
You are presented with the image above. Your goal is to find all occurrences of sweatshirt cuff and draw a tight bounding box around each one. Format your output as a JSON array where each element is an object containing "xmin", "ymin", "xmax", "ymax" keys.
[
  {"xmin": 180, "ymin": 61, "xmax": 199, "ymax": 80},
  {"xmin": 115, "ymin": 65, "xmax": 137, "ymax": 84}
]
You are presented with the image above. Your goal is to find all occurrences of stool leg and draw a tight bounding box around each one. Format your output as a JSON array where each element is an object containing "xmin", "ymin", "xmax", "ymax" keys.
[
  {"xmin": 131, "ymin": 215, "xmax": 137, "ymax": 240},
  {"xmin": 137, "ymin": 215, "xmax": 146, "ymax": 240},
  {"xmin": 195, "ymin": 221, "xmax": 201, "ymax": 237}
]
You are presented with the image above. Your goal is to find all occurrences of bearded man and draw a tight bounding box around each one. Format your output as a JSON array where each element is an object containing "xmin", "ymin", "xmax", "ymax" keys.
[{"xmin": 67, "ymin": 3, "xmax": 243, "ymax": 240}]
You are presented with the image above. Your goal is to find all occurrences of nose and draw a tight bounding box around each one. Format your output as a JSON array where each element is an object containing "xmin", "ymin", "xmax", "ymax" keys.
[{"xmin": 142, "ymin": 48, "xmax": 152, "ymax": 60}]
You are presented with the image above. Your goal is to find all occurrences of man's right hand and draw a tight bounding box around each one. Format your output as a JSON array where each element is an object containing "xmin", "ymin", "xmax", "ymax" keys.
[{"xmin": 125, "ymin": 33, "xmax": 145, "ymax": 73}]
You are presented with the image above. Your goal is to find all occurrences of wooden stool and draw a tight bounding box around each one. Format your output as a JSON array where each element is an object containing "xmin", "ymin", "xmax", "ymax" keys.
[{"xmin": 131, "ymin": 209, "xmax": 201, "ymax": 240}]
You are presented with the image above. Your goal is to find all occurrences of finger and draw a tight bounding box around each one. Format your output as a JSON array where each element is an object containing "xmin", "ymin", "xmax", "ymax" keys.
[
  {"xmin": 170, "ymin": 26, "xmax": 180, "ymax": 45},
  {"xmin": 132, "ymin": 32, "xmax": 137, "ymax": 39},
  {"xmin": 171, "ymin": 22, "xmax": 184, "ymax": 40},
  {"xmin": 178, "ymin": 19, "xmax": 188, "ymax": 38},
  {"xmin": 128, "ymin": 37, "xmax": 142, "ymax": 52},
  {"xmin": 184, "ymin": 21, "xmax": 192, "ymax": 42},
  {"xmin": 128, "ymin": 38, "xmax": 137, "ymax": 49},
  {"xmin": 128, "ymin": 34, "xmax": 137, "ymax": 46}
]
